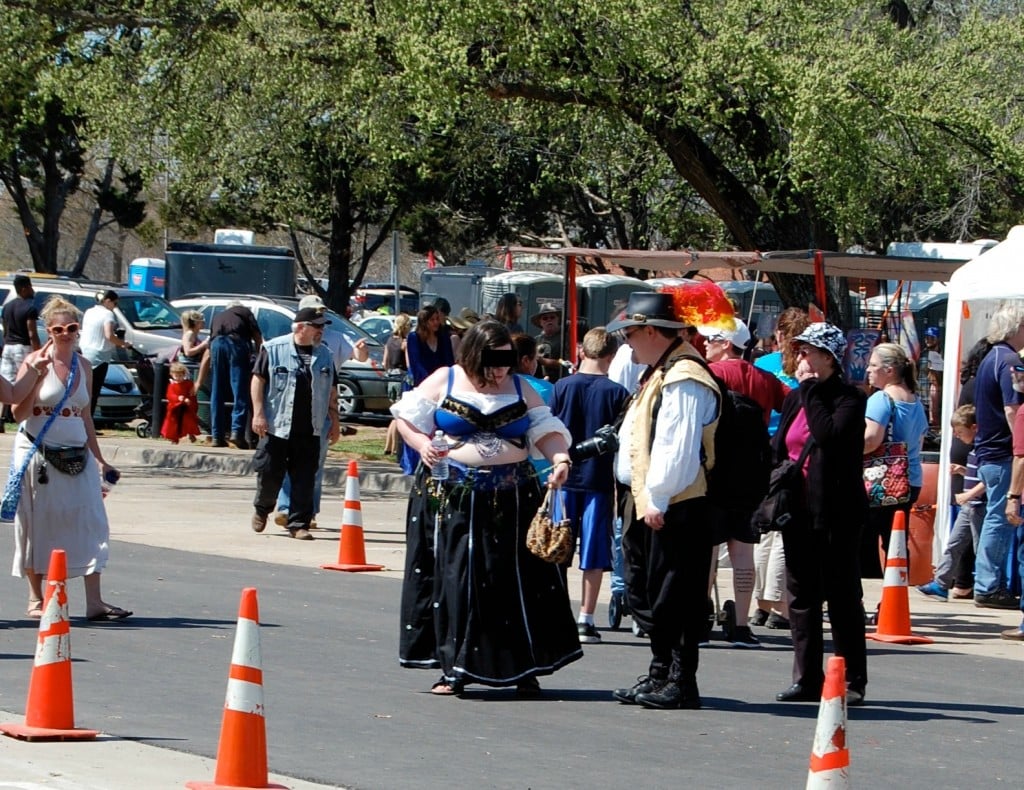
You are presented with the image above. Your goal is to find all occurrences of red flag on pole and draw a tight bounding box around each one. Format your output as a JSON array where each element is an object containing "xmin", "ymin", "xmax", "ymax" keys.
[
  {"xmin": 427, "ymin": 250, "xmax": 437, "ymax": 269},
  {"xmin": 504, "ymin": 249, "xmax": 513, "ymax": 271}
]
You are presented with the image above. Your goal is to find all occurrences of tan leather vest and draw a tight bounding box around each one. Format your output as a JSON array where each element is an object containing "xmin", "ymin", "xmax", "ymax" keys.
[{"xmin": 628, "ymin": 348, "xmax": 720, "ymax": 514}]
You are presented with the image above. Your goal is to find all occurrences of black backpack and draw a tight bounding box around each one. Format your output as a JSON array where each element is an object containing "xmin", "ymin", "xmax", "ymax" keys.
[{"xmin": 683, "ymin": 356, "xmax": 773, "ymax": 538}]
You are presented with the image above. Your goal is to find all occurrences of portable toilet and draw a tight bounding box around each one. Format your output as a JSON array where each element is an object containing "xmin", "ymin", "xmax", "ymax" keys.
[
  {"xmin": 481, "ymin": 270, "xmax": 565, "ymax": 323},
  {"xmin": 577, "ymin": 274, "xmax": 654, "ymax": 330},
  {"xmin": 127, "ymin": 258, "xmax": 166, "ymax": 296},
  {"xmin": 718, "ymin": 280, "xmax": 785, "ymax": 337}
]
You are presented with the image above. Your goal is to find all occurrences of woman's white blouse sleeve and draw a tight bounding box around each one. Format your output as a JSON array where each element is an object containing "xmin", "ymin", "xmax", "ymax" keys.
[
  {"xmin": 390, "ymin": 390, "xmax": 437, "ymax": 435},
  {"xmin": 526, "ymin": 405, "xmax": 572, "ymax": 457}
]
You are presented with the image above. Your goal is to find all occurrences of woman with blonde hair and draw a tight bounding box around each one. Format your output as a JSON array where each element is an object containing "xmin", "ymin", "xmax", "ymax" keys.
[
  {"xmin": 861, "ymin": 341, "xmax": 928, "ymax": 581},
  {"xmin": 178, "ymin": 310, "xmax": 209, "ymax": 361},
  {"xmin": 384, "ymin": 314, "xmax": 414, "ymax": 455},
  {"xmin": 11, "ymin": 296, "xmax": 131, "ymax": 620}
]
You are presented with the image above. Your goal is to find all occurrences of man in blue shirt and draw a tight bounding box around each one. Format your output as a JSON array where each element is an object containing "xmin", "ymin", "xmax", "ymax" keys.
[{"xmin": 971, "ymin": 306, "xmax": 1024, "ymax": 608}]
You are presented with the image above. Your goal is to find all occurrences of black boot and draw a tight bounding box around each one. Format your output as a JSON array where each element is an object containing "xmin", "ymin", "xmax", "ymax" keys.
[{"xmin": 636, "ymin": 679, "xmax": 702, "ymax": 710}]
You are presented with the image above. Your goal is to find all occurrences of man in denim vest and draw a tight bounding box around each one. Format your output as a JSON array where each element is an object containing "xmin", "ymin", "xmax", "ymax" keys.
[{"xmin": 249, "ymin": 307, "xmax": 339, "ymax": 540}]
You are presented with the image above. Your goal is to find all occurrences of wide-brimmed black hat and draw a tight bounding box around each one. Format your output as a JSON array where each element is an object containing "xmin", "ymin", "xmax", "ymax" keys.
[{"xmin": 606, "ymin": 292, "xmax": 686, "ymax": 333}]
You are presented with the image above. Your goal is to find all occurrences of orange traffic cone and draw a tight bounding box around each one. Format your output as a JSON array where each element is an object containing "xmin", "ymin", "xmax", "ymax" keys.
[
  {"xmin": 806, "ymin": 656, "xmax": 850, "ymax": 789},
  {"xmin": 867, "ymin": 510, "xmax": 934, "ymax": 645},
  {"xmin": 187, "ymin": 588, "xmax": 286, "ymax": 790},
  {"xmin": 0, "ymin": 549, "xmax": 99, "ymax": 741},
  {"xmin": 321, "ymin": 460, "xmax": 384, "ymax": 572}
]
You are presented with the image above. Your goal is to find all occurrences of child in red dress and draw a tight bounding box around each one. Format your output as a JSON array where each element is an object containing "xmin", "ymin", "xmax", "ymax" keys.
[{"xmin": 161, "ymin": 362, "xmax": 200, "ymax": 444}]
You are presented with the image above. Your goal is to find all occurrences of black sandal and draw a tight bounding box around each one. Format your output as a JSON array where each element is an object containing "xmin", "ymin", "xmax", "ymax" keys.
[{"xmin": 430, "ymin": 676, "xmax": 464, "ymax": 696}]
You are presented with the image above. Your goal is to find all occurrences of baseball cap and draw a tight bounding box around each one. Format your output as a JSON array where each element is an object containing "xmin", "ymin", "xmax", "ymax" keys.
[
  {"xmin": 697, "ymin": 318, "xmax": 751, "ymax": 349},
  {"xmin": 298, "ymin": 295, "xmax": 326, "ymax": 312},
  {"xmin": 294, "ymin": 307, "xmax": 330, "ymax": 326}
]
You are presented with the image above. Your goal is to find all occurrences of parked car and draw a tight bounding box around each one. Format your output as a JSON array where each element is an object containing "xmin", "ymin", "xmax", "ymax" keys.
[
  {"xmin": 350, "ymin": 284, "xmax": 419, "ymax": 318},
  {"xmin": 170, "ymin": 293, "xmax": 399, "ymax": 415},
  {"xmin": 354, "ymin": 313, "xmax": 416, "ymax": 345},
  {"xmin": 0, "ymin": 273, "xmax": 183, "ymax": 360},
  {"xmin": 92, "ymin": 363, "xmax": 144, "ymax": 425}
]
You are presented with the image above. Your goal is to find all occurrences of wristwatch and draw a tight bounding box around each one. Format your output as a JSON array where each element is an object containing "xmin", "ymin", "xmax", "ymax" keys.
[{"xmin": 1009, "ymin": 494, "xmax": 1021, "ymax": 501}]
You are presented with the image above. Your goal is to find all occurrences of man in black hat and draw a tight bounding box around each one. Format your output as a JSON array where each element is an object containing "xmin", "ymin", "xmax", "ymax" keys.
[
  {"xmin": 1, "ymin": 275, "xmax": 40, "ymax": 427},
  {"xmin": 249, "ymin": 307, "xmax": 339, "ymax": 540},
  {"xmin": 608, "ymin": 290, "xmax": 725, "ymax": 710}
]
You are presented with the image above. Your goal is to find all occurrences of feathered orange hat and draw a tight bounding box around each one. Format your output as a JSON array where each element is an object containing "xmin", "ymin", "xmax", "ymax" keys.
[{"xmin": 659, "ymin": 282, "xmax": 736, "ymax": 331}]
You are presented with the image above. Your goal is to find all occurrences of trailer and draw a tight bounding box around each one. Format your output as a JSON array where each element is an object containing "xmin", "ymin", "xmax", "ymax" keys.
[
  {"xmin": 419, "ymin": 265, "xmax": 506, "ymax": 314},
  {"xmin": 164, "ymin": 240, "xmax": 295, "ymax": 300}
]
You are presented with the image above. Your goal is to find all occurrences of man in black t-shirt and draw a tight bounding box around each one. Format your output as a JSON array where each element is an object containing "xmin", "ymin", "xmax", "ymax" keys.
[
  {"xmin": 249, "ymin": 308, "xmax": 338, "ymax": 539},
  {"xmin": 1, "ymin": 275, "xmax": 40, "ymax": 425},
  {"xmin": 209, "ymin": 302, "xmax": 263, "ymax": 448}
]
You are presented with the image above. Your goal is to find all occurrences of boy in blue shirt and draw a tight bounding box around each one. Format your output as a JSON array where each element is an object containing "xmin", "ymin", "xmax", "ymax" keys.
[{"xmin": 551, "ymin": 329, "xmax": 629, "ymax": 643}]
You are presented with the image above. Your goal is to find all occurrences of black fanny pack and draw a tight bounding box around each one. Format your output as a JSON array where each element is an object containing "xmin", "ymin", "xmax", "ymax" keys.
[
  {"xmin": 42, "ymin": 445, "xmax": 89, "ymax": 476},
  {"xmin": 24, "ymin": 431, "xmax": 89, "ymax": 476}
]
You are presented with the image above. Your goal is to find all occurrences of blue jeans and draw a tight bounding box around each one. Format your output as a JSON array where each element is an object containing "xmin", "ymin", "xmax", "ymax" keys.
[
  {"xmin": 610, "ymin": 515, "xmax": 625, "ymax": 595},
  {"xmin": 975, "ymin": 461, "xmax": 1015, "ymax": 596},
  {"xmin": 210, "ymin": 336, "xmax": 252, "ymax": 441},
  {"xmin": 277, "ymin": 431, "xmax": 330, "ymax": 515}
]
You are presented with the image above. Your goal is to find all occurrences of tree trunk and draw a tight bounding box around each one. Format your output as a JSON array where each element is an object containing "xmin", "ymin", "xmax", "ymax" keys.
[
  {"xmin": 326, "ymin": 174, "xmax": 356, "ymax": 314},
  {"xmin": 72, "ymin": 159, "xmax": 116, "ymax": 277}
]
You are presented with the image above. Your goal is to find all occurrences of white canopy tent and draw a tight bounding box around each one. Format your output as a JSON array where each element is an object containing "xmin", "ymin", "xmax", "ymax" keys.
[{"xmin": 938, "ymin": 225, "xmax": 1024, "ymax": 546}]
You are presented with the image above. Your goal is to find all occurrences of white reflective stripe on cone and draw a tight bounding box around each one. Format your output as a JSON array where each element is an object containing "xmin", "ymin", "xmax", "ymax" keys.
[
  {"xmin": 882, "ymin": 564, "xmax": 908, "ymax": 587},
  {"xmin": 343, "ymin": 504, "xmax": 363, "ymax": 528},
  {"xmin": 225, "ymin": 678, "xmax": 265, "ymax": 716},
  {"xmin": 35, "ymin": 631, "xmax": 71, "ymax": 667},
  {"xmin": 229, "ymin": 618, "xmax": 262, "ymax": 668}
]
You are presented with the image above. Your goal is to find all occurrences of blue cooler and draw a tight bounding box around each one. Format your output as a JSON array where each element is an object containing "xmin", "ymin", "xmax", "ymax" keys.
[{"xmin": 128, "ymin": 258, "xmax": 166, "ymax": 295}]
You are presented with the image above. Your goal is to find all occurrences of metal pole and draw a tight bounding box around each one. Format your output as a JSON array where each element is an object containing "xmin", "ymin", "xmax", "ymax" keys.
[{"xmin": 391, "ymin": 231, "xmax": 400, "ymax": 314}]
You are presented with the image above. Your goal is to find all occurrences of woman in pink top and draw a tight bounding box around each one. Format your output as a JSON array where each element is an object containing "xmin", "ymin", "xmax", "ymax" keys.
[{"xmin": 770, "ymin": 323, "xmax": 868, "ymax": 707}]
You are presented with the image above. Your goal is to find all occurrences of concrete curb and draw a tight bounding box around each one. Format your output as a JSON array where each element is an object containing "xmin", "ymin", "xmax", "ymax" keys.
[{"xmin": 100, "ymin": 440, "xmax": 413, "ymax": 496}]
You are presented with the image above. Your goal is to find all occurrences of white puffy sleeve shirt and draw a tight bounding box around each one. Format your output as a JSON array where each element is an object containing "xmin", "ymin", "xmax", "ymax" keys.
[{"xmin": 615, "ymin": 377, "xmax": 719, "ymax": 514}]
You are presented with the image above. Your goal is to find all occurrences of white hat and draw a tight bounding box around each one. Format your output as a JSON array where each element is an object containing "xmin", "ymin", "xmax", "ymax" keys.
[
  {"xmin": 698, "ymin": 318, "xmax": 751, "ymax": 349},
  {"xmin": 299, "ymin": 295, "xmax": 326, "ymax": 312}
]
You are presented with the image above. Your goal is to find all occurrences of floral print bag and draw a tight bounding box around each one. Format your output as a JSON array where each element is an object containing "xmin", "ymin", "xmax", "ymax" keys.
[{"xmin": 862, "ymin": 394, "xmax": 910, "ymax": 507}]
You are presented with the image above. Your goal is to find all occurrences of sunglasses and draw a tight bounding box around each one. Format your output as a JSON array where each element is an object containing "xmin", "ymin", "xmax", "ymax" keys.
[{"xmin": 48, "ymin": 323, "xmax": 80, "ymax": 336}]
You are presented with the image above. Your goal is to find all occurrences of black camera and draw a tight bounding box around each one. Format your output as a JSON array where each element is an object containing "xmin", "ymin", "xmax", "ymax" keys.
[{"xmin": 569, "ymin": 424, "xmax": 620, "ymax": 463}]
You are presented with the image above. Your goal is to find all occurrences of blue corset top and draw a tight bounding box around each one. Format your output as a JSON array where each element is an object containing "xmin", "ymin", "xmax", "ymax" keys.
[{"xmin": 434, "ymin": 370, "xmax": 530, "ymax": 439}]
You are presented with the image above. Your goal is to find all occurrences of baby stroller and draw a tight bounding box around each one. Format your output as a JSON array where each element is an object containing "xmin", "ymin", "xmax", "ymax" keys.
[{"xmin": 131, "ymin": 352, "xmax": 158, "ymax": 438}]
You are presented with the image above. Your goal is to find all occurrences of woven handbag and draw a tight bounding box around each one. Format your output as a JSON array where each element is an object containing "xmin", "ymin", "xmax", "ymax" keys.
[
  {"xmin": 863, "ymin": 394, "xmax": 911, "ymax": 508},
  {"xmin": 526, "ymin": 487, "xmax": 574, "ymax": 564}
]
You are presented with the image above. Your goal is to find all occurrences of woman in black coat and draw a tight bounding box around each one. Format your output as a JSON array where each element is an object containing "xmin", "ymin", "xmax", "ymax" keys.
[{"xmin": 771, "ymin": 323, "xmax": 869, "ymax": 706}]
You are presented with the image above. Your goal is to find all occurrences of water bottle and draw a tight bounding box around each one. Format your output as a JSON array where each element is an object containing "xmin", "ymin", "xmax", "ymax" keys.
[{"xmin": 430, "ymin": 430, "xmax": 449, "ymax": 481}]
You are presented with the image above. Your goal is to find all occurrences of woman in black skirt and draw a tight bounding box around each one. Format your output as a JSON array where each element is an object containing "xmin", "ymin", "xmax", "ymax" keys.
[{"xmin": 391, "ymin": 320, "xmax": 580, "ymax": 697}]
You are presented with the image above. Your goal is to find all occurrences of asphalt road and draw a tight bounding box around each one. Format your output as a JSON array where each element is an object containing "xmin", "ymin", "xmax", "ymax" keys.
[{"xmin": 0, "ymin": 447, "xmax": 1021, "ymax": 789}]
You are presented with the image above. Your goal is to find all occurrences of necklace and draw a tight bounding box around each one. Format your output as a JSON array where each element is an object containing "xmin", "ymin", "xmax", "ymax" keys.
[{"xmin": 470, "ymin": 432, "xmax": 503, "ymax": 458}]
